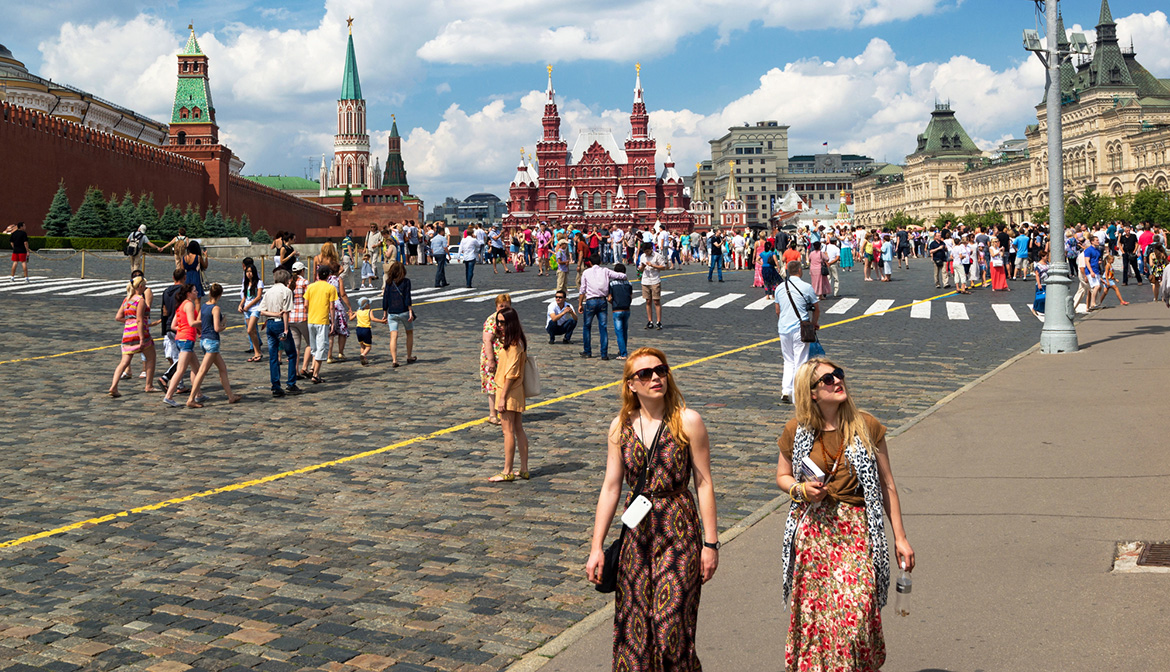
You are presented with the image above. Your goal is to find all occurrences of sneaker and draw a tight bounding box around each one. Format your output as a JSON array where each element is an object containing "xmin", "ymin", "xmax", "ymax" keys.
[
  {"xmin": 779, "ymin": 394, "xmax": 792, "ymax": 405},
  {"xmin": 562, "ymin": 338, "xmax": 571, "ymax": 344},
  {"xmin": 645, "ymin": 321, "xmax": 654, "ymax": 329},
  {"xmin": 549, "ymin": 337, "xmax": 555, "ymax": 344},
  {"xmin": 162, "ymin": 398, "xmax": 180, "ymax": 407},
  {"xmin": 272, "ymin": 388, "xmax": 286, "ymax": 398},
  {"xmin": 581, "ymin": 352, "xmax": 592, "ymax": 358},
  {"xmin": 194, "ymin": 394, "xmax": 209, "ymax": 403},
  {"xmin": 601, "ymin": 356, "xmax": 610, "ymax": 361},
  {"xmin": 655, "ymin": 322, "xmax": 663, "ymax": 330},
  {"xmin": 285, "ymin": 385, "xmax": 303, "ymax": 395}
]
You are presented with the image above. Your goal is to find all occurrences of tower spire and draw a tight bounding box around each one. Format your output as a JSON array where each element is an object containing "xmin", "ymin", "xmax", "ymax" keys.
[
  {"xmin": 546, "ymin": 64, "xmax": 555, "ymax": 104},
  {"xmin": 629, "ymin": 63, "xmax": 649, "ymax": 139},
  {"xmin": 341, "ymin": 22, "xmax": 362, "ymax": 100},
  {"xmin": 634, "ymin": 62, "xmax": 643, "ymax": 103},
  {"xmin": 1099, "ymin": 0, "xmax": 1114, "ymax": 26}
]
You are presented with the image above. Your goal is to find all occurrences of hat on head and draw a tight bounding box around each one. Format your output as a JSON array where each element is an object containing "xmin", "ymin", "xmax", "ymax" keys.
[
  {"xmin": 358, "ymin": 297, "xmax": 370, "ymax": 308},
  {"xmin": 138, "ymin": 224, "xmax": 147, "ymax": 233},
  {"xmin": 291, "ymin": 261, "xmax": 307, "ymax": 272}
]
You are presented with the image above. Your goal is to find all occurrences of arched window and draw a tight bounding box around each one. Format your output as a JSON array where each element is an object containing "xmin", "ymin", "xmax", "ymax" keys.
[
  {"xmin": 177, "ymin": 131, "xmax": 186, "ymax": 145},
  {"xmin": 194, "ymin": 139, "xmax": 201, "ymax": 145},
  {"xmin": 179, "ymin": 108, "xmax": 189, "ymax": 119},
  {"xmin": 193, "ymin": 62, "xmax": 200, "ymax": 72},
  {"xmin": 549, "ymin": 193, "xmax": 558, "ymax": 211},
  {"xmin": 347, "ymin": 165, "xmax": 353, "ymax": 184},
  {"xmin": 182, "ymin": 62, "xmax": 189, "ymax": 73},
  {"xmin": 637, "ymin": 191, "xmax": 647, "ymax": 209},
  {"xmin": 606, "ymin": 192, "xmax": 613, "ymax": 210},
  {"xmin": 592, "ymin": 192, "xmax": 602, "ymax": 210},
  {"xmin": 192, "ymin": 107, "xmax": 201, "ymax": 119}
]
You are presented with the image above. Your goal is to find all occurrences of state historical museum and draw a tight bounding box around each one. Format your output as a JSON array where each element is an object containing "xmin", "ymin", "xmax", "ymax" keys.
[{"xmin": 504, "ymin": 66, "xmax": 694, "ymax": 232}]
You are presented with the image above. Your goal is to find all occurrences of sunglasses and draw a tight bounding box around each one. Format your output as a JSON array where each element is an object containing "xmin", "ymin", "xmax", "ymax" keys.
[
  {"xmin": 813, "ymin": 367, "xmax": 845, "ymax": 388},
  {"xmin": 630, "ymin": 364, "xmax": 670, "ymax": 382}
]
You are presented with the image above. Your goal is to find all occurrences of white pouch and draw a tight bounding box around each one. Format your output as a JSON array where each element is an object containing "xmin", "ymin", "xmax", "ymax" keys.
[{"xmin": 621, "ymin": 495, "xmax": 653, "ymax": 529}]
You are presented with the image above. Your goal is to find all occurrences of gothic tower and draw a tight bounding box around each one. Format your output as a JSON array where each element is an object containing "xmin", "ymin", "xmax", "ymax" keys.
[
  {"xmin": 332, "ymin": 18, "xmax": 370, "ymax": 191},
  {"xmin": 535, "ymin": 65, "xmax": 568, "ymax": 218},
  {"xmin": 624, "ymin": 64, "xmax": 658, "ymax": 223},
  {"xmin": 720, "ymin": 168, "xmax": 746, "ymax": 230},
  {"xmin": 381, "ymin": 115, "xmax": 409, "ymax": 189},
  {"xmin": 168, "ymin": 26, "xmax": 218, "ymax": 146}
]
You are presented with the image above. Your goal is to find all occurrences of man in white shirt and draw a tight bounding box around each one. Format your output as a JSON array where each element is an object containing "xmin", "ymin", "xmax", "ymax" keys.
[
  {"xmin": 459, "ymin": 230, "xmax": 481, "ymax": 288},
  {"xmin": 610, "ymin": 227, "xmax": 624, "ymax": 265},
  {"xmin": 639, "ymin": 242, "xmax": 667, "ymax": 329},
  {"xmin": 364, "ymin": 224, "xmax": 383, "ymax": 267},
  {"xmin": 732, "ymin": 231, "xmax": 746, "ymax": 270},
  {"xmin": 545, "ymin": 291, "xmax": 578, "ymax": 344},
  {"xmin": 823, "ymin": 238, "xmax": 841, "ymax": 296},
  {"xmin": 259, "ymin": 269, "xmax": 300, "ymax": 397},
  {"xmin": 775, "ymin": 261, "xmax": 820, "ymax": 404}
]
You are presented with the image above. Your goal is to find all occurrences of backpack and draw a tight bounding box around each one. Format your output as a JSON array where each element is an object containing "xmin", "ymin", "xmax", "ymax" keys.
[{"xmin": 124, "ymin": 232, "xmax": 142, "ymax": 256}]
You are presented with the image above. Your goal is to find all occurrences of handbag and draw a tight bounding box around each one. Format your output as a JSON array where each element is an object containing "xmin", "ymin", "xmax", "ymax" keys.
[
  {"xmin": 597, "ymin": 421, "xmax": 666, "ymax": 594},
  {"xmin": 808, "ymin": 340, "xmax": 826, "ymax": 358},
  {"xmin": 783, "ymin": 279, "xmax": 818, "ymax": 343},
  {"xmin": 522, "ymin": 353, "xmax": 541, "ymax": 397}
]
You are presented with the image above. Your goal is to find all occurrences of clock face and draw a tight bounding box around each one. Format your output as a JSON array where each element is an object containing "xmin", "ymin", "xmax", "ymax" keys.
[{"xmin": 822, "ymin": 158, "xmax": 833, "ymax": 168}]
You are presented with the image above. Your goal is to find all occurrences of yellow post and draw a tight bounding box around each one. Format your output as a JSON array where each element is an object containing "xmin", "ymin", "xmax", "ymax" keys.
[
  {"xmin": 80, "ymin": 249, "xmax": 86, "ymax": 279},
  {"xmin": 260, "ymin": 255, "xmax": 266, "ymax": 280}
]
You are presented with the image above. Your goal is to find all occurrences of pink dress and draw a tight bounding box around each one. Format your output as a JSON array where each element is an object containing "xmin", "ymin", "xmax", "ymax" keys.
[
  {"xmin": 810, "ymin": 250, "xmax": 831, "ymax": 297},
  {"xmin": 752, "ymin": 242, "xmax": 765, "ymax": 287}
]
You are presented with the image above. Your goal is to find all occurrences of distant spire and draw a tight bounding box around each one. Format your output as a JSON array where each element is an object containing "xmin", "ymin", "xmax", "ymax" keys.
[
  {"xmin": 546, "ymin": 64, "xmax": 555, "ymax": 103},
  {"xmin": 634, "ymin": 62, "xmax": 643, "ymax": 103},
  {"xmin": 340, "ymin": 23, "xmax": 362, "ymax": 100},
  {"xmin": 725, "ymin": 173, "xmax": 739, "ymax": 202},
  {"xmin": 390, "ymin": 113, "xmax": 399, "ymax": 138},
  {"xmin": 1099, "ymin": 0, "xmax": 1114, "ymax": 26},
  {"xmin": 182, "ymin": 24, "xmax": 202, "ymax": 55}
]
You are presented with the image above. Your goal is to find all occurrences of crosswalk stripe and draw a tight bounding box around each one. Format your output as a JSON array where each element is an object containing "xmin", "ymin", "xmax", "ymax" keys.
[
  {"xmin": 864, "ymin": 299, "xmax": 895, "ymax": 315},
  {"xmin": 8, "ymin": 279, "xmax": 110, "ymax": 295},
  {"xmin": 510, "ymin": 290, "xmax": 558, "ymax": 304},
  {"xmin": 663, "ymin": 292, "xmax": 708, "ymax": 308},
  {"xmin": 825, "ymin": 298, "xmax": 859, "ymax": 315},
  {"xmin": 945, "ymin": 301, "xmax": 969, "ymax": 320},
  {"xmin": 910, "ymin": 301, "xmax": 931, "ymax": 319},
  {"xmin": 745, "ymin": 296, "xmax": 774, "ymax": 311},
  {"xmin": 58, "ymin": 279, "xmax": 168, "ymax": 296},
  {"xmin": 700, "ymin": 293, "xmax": 744, "ymax": 309},
  {"xmin": 631, "ymin": 290, "xmax": 674, "ymax": 307},
  {"xmin": 0, "ymin": 277, "xmax": 75, "ymax": 293},
  {"xmin": 991, "ymin": 304, "xmax": 1019, "ymax": 322}
]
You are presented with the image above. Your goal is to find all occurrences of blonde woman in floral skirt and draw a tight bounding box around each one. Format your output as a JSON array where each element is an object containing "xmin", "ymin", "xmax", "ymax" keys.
[{"xmin": 776, "ymin": 357, "xmax": 914, "ymax": 671}]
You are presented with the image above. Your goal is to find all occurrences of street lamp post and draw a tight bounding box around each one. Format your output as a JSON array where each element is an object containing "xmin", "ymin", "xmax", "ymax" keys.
[{"xmin": 1024, "ymin": 0, "xmax": 1086, "ymax": 353}]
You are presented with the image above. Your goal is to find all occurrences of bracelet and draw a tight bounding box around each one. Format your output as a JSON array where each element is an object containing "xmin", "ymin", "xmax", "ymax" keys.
[{"xmin": 800, "ymin": 483, "xmax": 808, "ymax": 501}]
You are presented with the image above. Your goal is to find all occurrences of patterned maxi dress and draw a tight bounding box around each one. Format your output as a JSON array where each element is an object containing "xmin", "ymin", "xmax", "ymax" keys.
[
  {"xmin": 752, "ymin": 240, "xmax": 766, "ymax": 287},
  {"xmin": 479, "ymin": 313, "xmax": 503, "ymax": 394},
  {"xmin": 613, "ymin": 421, "xmax": 702, "ymax": 672},
  {"xmin": 327, "ymin": 275, "xmax": 349, "ymax": 336}
]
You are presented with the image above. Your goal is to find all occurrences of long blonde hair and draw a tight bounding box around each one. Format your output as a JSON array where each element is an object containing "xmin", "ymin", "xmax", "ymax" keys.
[
  {"xmin": 613, "ymin": 347, "xmax": 689, "ymax": 449},
  {"xmin": 794, "ymin": 357, "xmax": 873, "ymax": 454},
  {"xmin": 319, "ymin": 241, "xmax": 341, "ymax": 270}
]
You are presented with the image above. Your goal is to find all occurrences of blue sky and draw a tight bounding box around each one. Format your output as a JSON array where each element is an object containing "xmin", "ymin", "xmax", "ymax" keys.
[{"xmin": 6, "ymin": 0, "xmax": 1170, "ymax": 208}]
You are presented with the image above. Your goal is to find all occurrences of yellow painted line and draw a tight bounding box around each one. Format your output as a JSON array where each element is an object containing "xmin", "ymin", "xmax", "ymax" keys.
[
  {"xmin": 0, "ymin": 325, "xmax": 245, "ymax": 366},
  {"xmin": 0, "ymin": 285, "xmax": 966, "ymax": 549}
]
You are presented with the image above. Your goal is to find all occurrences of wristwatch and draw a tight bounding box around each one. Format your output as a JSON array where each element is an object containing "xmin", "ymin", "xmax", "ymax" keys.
[{"xmin": 703, "ymin": 541, "xmax": 720, "ymax": 550}]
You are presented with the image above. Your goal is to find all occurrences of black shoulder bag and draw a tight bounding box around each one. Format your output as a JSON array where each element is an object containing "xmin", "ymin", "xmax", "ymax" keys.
[
  {"xmin": 784, "ymin": 278, "xmax": 818, "ymax": 343},
  {"xmin": 596, "ymin": 420, "xmax": 666, "ymax": 594}
]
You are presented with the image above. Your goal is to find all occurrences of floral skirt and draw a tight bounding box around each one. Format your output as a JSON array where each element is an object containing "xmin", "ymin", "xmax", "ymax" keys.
[
  {"xmin": 331, "ymin": 302, "xmax": 349, "ymax": 336},
  {"xmin": 786, "ymin": 500, "xmax": 884, "ymax": 672}
]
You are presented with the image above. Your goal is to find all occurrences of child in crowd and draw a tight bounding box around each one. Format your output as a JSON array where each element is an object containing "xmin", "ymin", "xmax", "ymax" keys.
[
  {"xmin": 350, "ymin": 297, "xmax": 387, "ymax": 366},
  {"xmin": 360, "ymin": 253, "xmax": 375, "ymax": 289}
]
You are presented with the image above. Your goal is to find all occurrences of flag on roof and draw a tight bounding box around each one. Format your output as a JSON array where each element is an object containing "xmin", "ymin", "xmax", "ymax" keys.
[{"xmin": 822, "ymin": 142, "xmax": 829, "ymax": 146}]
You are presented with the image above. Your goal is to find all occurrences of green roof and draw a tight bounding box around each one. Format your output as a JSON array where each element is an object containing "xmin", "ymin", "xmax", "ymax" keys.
[
  {"xmin": 873, "ymin": 164, "xmax": 903, "ymax": 176},
  {"xmin": 1099, "ymin": 0, "xmax": 1114, "ymax": 25},
  {"xmin": 341, "ymin": 33, "xmax": 362, "ymax": 100},
  {"xmin": 911, "ymin": 104, "xmax": 981, "ymax": 157},
  {"xmin": 171, "ymin": 76, "xmax": 213, "ymax": 124},
  {"xmin": 182, "ymin": 28, "xmax": 203, "ymax": 55},
  {"xmin": 242, "ymin": 175, "xmax": 320, "ymax": 190}
]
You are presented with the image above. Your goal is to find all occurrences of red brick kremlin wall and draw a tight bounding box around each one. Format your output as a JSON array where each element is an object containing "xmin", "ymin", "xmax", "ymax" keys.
[{"xmin": 0, "ymin": 102, "xmax": 338, "ymax": 238}]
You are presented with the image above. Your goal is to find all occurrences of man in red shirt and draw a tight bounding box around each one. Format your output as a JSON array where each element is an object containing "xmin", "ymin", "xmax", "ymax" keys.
[{"xmin": 1137, "ymin": 224, "xmax": 1155, "ymax": 277}]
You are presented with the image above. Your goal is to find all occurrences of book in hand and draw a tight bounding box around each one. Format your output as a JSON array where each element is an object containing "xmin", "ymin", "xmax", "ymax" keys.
[{"xmin": 799, "ymin": 456, "xmax": 827, "ymax": 483}]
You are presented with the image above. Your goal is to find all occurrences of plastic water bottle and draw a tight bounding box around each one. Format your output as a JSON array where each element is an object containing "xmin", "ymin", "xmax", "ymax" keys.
[{"xmin": 894, "ymin": 564, "xmax": 912, "ymax": 617}]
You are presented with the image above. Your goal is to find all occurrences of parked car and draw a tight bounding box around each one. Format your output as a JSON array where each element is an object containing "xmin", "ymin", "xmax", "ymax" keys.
[{"xmin": 448, "ymin": 244, "xmax": 464, "ymax": 262}]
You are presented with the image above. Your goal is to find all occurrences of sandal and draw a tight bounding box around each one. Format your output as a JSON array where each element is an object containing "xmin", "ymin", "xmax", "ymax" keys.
[
  {"xmin": 516, "ymin": 471, "xmax": 530, "ymax": 480},
  {"xmin": 247, "ymin": 355, "xmax": 263, "ymax": 362},
  {"xmin": 392, "ymin": 362, "xmax": 400, "ymax": 368},
  {"xmin": 107, "ymin": 390, "xmax": 121, "ymax": 398},
  {"xmin": 407, "ymin": 356, "xmax": 417, "ymax": 364},
  {"xmin": 311, "ymin": 376, "xmax": 323, "ymax": 384},
  {"xmin": 487, "ymin": 417, "xmax": 502, "ymax": 426},
  {"xmin": 488, "ymin": 472, "xmax": 515, "ymax": 483}
]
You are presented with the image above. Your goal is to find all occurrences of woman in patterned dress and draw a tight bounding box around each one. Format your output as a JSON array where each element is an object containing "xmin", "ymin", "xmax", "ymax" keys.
[
  {"xmin": 586, "ymin": 347, "xmax": 720, "ymax": 671},
  {"xmin": 108, "ymin": 276, "xmax": 157, "ymax": 397},
  {"xmin": 480, "ymin": 294, "xmax": 512, "ymax": 426},
  {"xmin": 752, "ymin": 235, "xmax": 767, "ymax": 288},
  {"xmin": 776, "ymin": 358, "xmax": 915, "ymax": 671}
]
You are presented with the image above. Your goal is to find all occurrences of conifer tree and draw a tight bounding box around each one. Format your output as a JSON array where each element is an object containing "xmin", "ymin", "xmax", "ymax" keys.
[
  {"xmin": 136, "ymin": 193, "xmax": 160, "ymax": 237},
  {"xmin": 342, "ymin": 187, "xmax": 354, "ymax": 211},
  {"xmin": 103, "ymin": 193, "xmax": 125, "ymax": 238},
  {"xmin": 157, "ymin": 203, "xmax": 182, "ymax": 240},
  {"xmin": 185, "ymin": 205, "xmax": 205, "ymax": 237},
  {"xmin": 238, "ymin": 213, "xmax": 253, "ymax": 238},
  {"xmin": 43, "ymin": 180, "xmax": 73, "ymax": 236},
  {"xmin": 119, "ymin": 190, "xmax": 138, "ymax": 237},
  {"xmin": 68, "ymin": 187, "xmax": 107, "ymax": 238},
  {"xmin": 203, "ymin": 207, "xmax": 220, "ymax": 237}
]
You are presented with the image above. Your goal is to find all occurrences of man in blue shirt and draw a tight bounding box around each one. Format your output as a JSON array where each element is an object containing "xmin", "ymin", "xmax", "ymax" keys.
[
  {"xmin": 1012, "ymin": 231, "xmax": 1031, "ymax": 280},
  {"xmin": 775, "ymin": 260, "xmax": 819, "ymax": 404}
]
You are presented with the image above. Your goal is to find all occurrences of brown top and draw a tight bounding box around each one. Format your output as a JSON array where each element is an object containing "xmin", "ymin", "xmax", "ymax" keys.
[
  {"xmin": 494, "ymin": 343, "xmax": 526, "ymax": 413},
  {"xmin": 778, "ymin": 412, "xmax": 886, "ymax": 507}
]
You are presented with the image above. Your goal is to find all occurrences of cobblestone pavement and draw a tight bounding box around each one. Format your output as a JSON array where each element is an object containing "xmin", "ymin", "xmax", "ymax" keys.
[{"xmin": 0, "ymin": 262, "xmax": 1134, "ymax": 671}]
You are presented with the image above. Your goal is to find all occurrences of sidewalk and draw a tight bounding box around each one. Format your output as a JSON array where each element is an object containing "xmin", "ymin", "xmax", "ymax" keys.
[{"xmin": 525, "ymin": 299, "xmax": 1170, "ymax": 671}]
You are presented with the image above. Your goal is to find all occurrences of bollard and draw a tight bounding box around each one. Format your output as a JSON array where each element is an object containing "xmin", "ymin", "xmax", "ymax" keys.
[
  {"xmin": 80, "ymin": 249, "xmax": 86, "ymax": 279},
  {"xmin": 260, "ymin": 255, "xmax": 266, "ymax": 280}
]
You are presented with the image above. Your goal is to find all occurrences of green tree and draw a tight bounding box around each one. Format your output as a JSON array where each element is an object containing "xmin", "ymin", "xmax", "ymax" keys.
[
  {"xmin": 203, "ymin": 207, "xmax": 223, "ymax": 237},
  {"xmin": 979, "ymin": 210, "xmax": 1005, "ymax": 229},
  {"xmin": 932, "ymin": 212, "xmax": 960, "ymax": 229},
  {"xmin": 103, "ymin": 193, "xmax": 126, "ymax": 238},
  {"xmin": 250, "ymin": 227, "xmax": 272, "ymax": 245},
  {"xmin": 136, "ymin": 193, "xmax": 160, "ymax": 237},
  {"xmin": 342, "ymin": 187, "xmax": 354, "ymax": 211},
  {"xmin": 185, "ymin": 204, "xmax": 205, "ymax": 237},
  {"xmin": 883, "ymin": 210, "xmax": 924, "ymax": 232},
  {"xmin": 42, "ymin": 180, "xmax": 73, "ymax": 236},
  {"xmin": 157, "ymin": 203, "xmax": 182, "ymax": 240},
  {"xmin": 960, "ymin": 212, "xmax": 982, "ymax": 228},
  {"xmin": 1031, "ymin": 205, "xmax": 1049, "ymax": 225},
  {"xmin": 118, "ymin": 190, "xmax": 138, "ymax": 237},
  {"xmin": 67, "ymin": 187, "xmax": 107, "ymax": 238},
  {"xmin": 235, "ymin": 213, "xmax": 253, "ymax": 238},
  {"xmin": 1129, "ymin": 187, "xmax": 1170, "ymax": 226}
]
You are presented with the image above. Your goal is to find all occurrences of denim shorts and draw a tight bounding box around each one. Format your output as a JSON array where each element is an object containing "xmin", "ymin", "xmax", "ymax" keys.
[
  {"xmin": 200, "ymin": 337, "xmax": 221, "ymax": 354},
  {"xmin": 244, "ymin": 308, "xmax": 261, "ymax": 320},
  {"xmin": 177, "ymin": 339, "xmax": 195, "ymax": 353},
  {"xmin": 387, "ymin": 312, "xmax": 413, "ymax": 333}
]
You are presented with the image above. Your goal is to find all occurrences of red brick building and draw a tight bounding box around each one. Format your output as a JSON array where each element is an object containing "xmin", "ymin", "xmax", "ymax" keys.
[{"xmin": 504, "ymin": 65, "xmax": 692, "ymax": 232}]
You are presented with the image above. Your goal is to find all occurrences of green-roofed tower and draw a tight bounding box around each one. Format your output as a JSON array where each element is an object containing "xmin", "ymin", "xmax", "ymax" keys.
[
  {"xmin": 910, "ymin": 104, "xmax": 981, "ymax": 158},
  {"xmin": 329, "ymin": 17, "xmax": 371, "ymax": 193},
  {"xmin": 168, "ymin": 24, "xmax": 218, "ymax": 146},
  {"xmin": 382, "ymin": 116, "xmax": 409, "ymax": 189}
]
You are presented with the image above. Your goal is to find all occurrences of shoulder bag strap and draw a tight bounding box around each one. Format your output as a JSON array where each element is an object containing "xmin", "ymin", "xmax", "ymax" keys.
[{"xmin": 783, "ymin": 278, "xmax": 803, "ymax": 316}]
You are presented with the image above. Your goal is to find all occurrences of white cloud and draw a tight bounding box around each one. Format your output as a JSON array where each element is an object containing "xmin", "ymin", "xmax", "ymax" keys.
[
  {"xmin": 435, "ymin": 82, "xmax": 452, "ymax": 95},
  {"xmin": 1118, "ymin": 11, "xmax": 1170, "ymax": 75}
]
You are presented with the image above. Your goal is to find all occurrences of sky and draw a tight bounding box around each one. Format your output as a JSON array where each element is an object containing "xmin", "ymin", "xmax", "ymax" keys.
[{"xmin": 5, "ymin": 0, "xmax": 1170, "ymax": 211}]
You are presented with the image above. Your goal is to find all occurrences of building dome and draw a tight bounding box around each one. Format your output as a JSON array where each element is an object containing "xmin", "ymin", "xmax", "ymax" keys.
[{"xmin": 464, "ymin": 192, "xmax": 501, "ymax": 203}]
